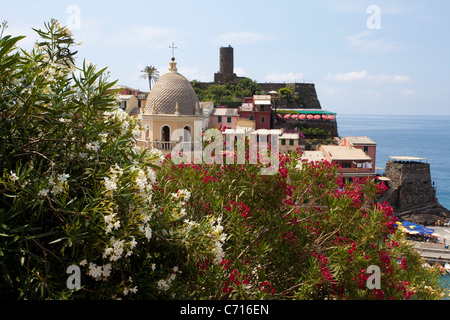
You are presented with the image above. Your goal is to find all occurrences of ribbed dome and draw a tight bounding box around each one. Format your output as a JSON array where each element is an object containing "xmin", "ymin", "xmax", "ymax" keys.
[{"xmin": 144, "ymin": 60, "xmax": 199, "ymax": 115}]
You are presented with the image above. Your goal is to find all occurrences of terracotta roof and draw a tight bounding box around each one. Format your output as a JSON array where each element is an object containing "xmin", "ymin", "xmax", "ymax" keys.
[{"xmin": 321, "ymin": 146, "xmax": 372, "ymax": 161}]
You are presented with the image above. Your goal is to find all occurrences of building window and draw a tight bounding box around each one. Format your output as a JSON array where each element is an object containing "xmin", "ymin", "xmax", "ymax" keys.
[
  {"xmin": 227, "ymin": 116, "xmax": 231, "ymax": 123},
  {"xmin": 162, "ymin": 125, "xmax": 170, "ymax": 142},
  {"xmin": 261, "ymin": 116, "xmax": 265, "ymax": 123},
  {"xmin": 364, "ymin": 146, "xmax": 369, "ymax": 153},
  {"xmin": 289, "ymin": 139, "xmax": 294, "ymax": 146},
  {"xmin": 249, "ymin": 115, "xmax": 254, "ymax": 121},
  {"xmin": 138, "ymin": 100, "xmax": 141, "ymax": 108},
  {"xmin": 218, "ymin": 116, "xmax": 222, "ymax": 123},
  {"xmin": 341, "ymin": 162, "xmax": 351, "ymax": 169},
  {"xmin": 281, "ymin": 139, "xmax": 286, "ymax": 145}
]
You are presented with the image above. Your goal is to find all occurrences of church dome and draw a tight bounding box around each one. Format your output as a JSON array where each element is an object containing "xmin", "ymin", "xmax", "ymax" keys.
[{"xmin": 144, "ymin": 58, "xmax": 199, "ymax": 115}]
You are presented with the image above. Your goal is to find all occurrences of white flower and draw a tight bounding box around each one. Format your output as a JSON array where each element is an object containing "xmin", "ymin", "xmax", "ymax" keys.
[
  {"xmin": 38, "ymin": 188, "xmax": 49, "ymax": 197},
  {"xmin": 104, "ymin": 177, "xmax": 117, "ymax": 192},
  {"xmin": 147, "ymin": 168, "xmax": 157, "ymax": 185},
  {"xmin": 88, "ymin": 263, "xmax": 102, "ymax": 280},
  {"xmin": 157, "ymin": 279, "xmax": 169, "ymax": 291},
  {"xmin": 144, "ymin": 226, "xmax": 152, "ymax": 240},
  {"xmin": 79, "ymin": 259, "xmax": 88, "ymax": 266},
  {"xmin": 51, "ymin": 184, "xmax": 64, "ymax": 195},
  {"xmin": 151, "ymin": 263, "xmax": 156, "ymax": 271},
  {"xmin": 99, "ymin": 133, "xmax": 108, "ymax": 143},
  {"xmin": 173, "ymin": 189, "xmax": 191, "ymax": 202},
  {"xmin": 104, "ymin": 213, "xmax": 117, "ymax": 224},
  {"xmin": 102, "ymin": 263, "xmax": 112, "ymax": 278},
  {"xmin": 132, "ymin": 125, "xmax": 141, "ymax": 138},
  {"xmin": 103, "ymin": 247, "xmax": 113, "ymax": 259},
  {"xmin": 57, "ymin": 173, "xmax": 70, "ymax": 183},
  {"xmin": 213, "ymin": 241, "xmax": 225, "ymax": 265},
  {"xmin": 130, "ymin": 237, "xmax": 138, "ymax": 250},
  {"xmin": 110, "ymin": 164, "xmax": 123, "ymax": 177},
  {"xmin": 9, "ymin": 171, "xmax": 19, "ymax": 182},
  {"xmin": 145, "ymin": 192, "xmax": 153, "ymax": 204},
  {"xmin": 129, "ymin": 286, "xmax": 138, "ymax": 294},
  {"xmin": 86, "ymin": 141, "xmax": 100, "ymax": 152},
  {"xmin": 148, "ymin": 148, "xmax": 164, "ymax": 165},
  {"xmin": 135, "ymin": 169, "xmax": 147, "ymax": 192}
]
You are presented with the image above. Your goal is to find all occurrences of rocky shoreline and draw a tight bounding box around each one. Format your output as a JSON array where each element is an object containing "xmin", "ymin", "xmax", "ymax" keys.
[{"xmin": 395, "ymin": 202, "xmax": 450, "ymax": 226}]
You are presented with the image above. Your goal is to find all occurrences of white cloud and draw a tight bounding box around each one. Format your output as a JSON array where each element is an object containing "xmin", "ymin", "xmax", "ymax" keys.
[
  {"xmin": 345, "ymin": 30, "xmax": 402, "ymax": 53},
  {"xmin": 264, "ymin": 72, "xmax": 305, "ymax": 83},
  {"xmin": 214, "ymin": 31, "xmax": 279, "ymax": 46},
  {"xmin": 325, "ymin": 70, "xmax": 410, "ymax": 84}
]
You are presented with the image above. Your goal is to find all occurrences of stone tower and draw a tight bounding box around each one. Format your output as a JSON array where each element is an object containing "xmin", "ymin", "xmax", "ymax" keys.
[
  {"xmin": 381, "ymin": 159, "xmax": 449, "ymax": 225},
  {"xmin": 214, "ymin": 45, "xmax": 237, "ymax": 83},
  {"xmin": 220, "ymin": 46, "xmax": 234, "ymax": 75}
]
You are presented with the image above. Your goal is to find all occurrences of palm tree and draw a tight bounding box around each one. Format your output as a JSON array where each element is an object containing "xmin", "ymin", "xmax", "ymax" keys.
[{"xmin": 140, "ymin": 66, "xmax": 160, "ymax": 91}]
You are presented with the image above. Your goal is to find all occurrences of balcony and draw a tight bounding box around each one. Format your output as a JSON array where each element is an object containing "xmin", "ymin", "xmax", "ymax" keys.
[{"xmin": 136, "ymin": 140, "xmax": 203, "ymax": 152}]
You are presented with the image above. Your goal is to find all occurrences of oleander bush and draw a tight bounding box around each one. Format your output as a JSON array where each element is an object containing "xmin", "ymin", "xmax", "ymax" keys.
[{"xmin": 0, "ymin": 20, "xmax": 446, "ymax": 300}]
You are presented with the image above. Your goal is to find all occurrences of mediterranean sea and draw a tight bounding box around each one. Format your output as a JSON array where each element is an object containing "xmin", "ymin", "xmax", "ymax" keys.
[
  {"xmin": 337, "ymin": 114, "xmax": 450, "ymax": 210},
  {"xmin": 338, "ymin": 114, "xmax": 450, "ymax": 298}
]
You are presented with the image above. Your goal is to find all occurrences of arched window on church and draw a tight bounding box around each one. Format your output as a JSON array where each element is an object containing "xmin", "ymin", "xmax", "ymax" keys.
[
  {"xmin": 183, "ymin": 125, "xmax": 191, "ymax": 142},
  {"xmin": 162, "ymin": 126, "xmax": 170, "ymax": 142}
]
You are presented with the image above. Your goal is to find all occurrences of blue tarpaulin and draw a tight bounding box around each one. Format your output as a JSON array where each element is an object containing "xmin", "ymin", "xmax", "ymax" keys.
[{"xmin": 399, "ymin": 221, "xmax": 434, "ymax": 235}]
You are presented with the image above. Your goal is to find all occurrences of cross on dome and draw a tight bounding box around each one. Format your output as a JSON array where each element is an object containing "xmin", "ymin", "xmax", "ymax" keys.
[{"xmin": 169, "ymin": 42, "xmax": 177, "ymax": 59}]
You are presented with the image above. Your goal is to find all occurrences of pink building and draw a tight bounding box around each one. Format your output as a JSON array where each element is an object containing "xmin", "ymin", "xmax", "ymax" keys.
[
  {"xmin": 237, "ymin": 95, "xmax": 272, "ymax": 130},
  {"xmin": 209, "ymin": 107, "xmax": 239, "ymax": 129},
  {"xmin": 338, "ymin": 136, "xmax": 376, "ymax": 171}
]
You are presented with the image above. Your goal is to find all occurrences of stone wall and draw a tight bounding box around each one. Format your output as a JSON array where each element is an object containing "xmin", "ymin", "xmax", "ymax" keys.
[
  {"xmin": 194, "ymin": 81, "xmax": 322, "ymax": 109},
  {"xmin": 259, "ymin": 83, "xmax": 321, "ymax": 109}
]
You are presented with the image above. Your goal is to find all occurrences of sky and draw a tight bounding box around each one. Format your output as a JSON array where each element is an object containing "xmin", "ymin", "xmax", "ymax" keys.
[{"xmin": 2, "ymin": 0, "xmax": 450, "ymax": 115}]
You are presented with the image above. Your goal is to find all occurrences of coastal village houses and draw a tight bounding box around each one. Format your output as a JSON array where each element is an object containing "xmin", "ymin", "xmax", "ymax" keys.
[{"xmin": 116, "ymin": 53, "xmax": 377, "ymax": 181}]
